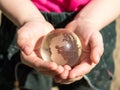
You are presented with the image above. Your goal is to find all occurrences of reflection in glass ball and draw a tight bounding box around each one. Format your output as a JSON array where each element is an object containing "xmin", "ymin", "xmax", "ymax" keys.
[{"xmin": 40, "ymin": 29, "xmax": 82, "ymax": 66}]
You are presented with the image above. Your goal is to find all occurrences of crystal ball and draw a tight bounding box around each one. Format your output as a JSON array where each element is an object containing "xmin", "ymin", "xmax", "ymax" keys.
[{"xmin": 40, "ymin": 29, "xmax": 82, "ymax": 66}]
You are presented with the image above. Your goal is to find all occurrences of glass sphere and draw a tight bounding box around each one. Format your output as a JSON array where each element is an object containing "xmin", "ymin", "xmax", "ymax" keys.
[{"xmin": 40, "ymin": 29, "xmax": 82, "ymax": 66}]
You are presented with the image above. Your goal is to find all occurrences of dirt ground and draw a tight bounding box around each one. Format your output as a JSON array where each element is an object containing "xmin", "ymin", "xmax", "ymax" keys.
[
  {"xmin": 0, "ymin": 11, "xmax": 120, "ymax": 90},
  {"xmin": 111, "ymin": 16, "xmax": 120, "ymax": 90}
]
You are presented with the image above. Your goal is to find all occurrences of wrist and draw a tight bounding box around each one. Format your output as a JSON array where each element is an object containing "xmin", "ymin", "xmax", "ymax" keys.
[
  {"xmin": 74, "ymin": 17, "xmax": 101, "ymax": 32},
  {"xmin": 19, "ymin": 15, "xmax": 46, "ymax": 27}
]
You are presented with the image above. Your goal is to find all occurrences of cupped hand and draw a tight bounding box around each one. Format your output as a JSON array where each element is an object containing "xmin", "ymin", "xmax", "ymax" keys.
[
  {"xmin": 17, "ymin": 20, "xmax": 64, "ymax": 77},
  {"xmin": 66, "ymin": 20, "xmax": 104, "ymax": 78},
  {"xmin": 53, "ymin": 20, "xmax": 104, "ymax": 84}
]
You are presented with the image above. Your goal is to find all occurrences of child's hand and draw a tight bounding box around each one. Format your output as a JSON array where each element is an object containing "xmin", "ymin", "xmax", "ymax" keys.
[
  {"xmin": 17, "ymin": 20, "xmax": 65, "ymax": 77},
  {"xmin": 54, "ymin": 73, "xmax": 83, "ymax": 84},
  {"xmin": 67, "ymin": 20, "xmax": 104, "ymax": 79},
  {"xmin": 53, "ymin": 20, "xmax": 104, "ymax": 84}
]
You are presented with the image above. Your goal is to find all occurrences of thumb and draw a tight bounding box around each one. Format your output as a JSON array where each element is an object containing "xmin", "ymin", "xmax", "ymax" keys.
[
  {"xmin": 90, "ymin": 47, "xmax": 102, "ymax": 64},
  {"xmin": 22, "ymin": 42, "xmax": 33, "ymax": 55},
  {"xmin": 17, "ymin": 38, "xmax": 34, "ymax": 55},
  {"xmin": 17, "ymin": 30, "xmax": 34, "ymax": 55},
  {"xmin": 90, "ymin": 32, "xmax": 104, "ymax": 64},
  {"xmin": 17, "ymin": 26, "xmax": 35, "ymax": 55}
]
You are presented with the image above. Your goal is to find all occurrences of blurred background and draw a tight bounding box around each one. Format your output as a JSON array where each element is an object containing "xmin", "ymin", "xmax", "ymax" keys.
[
  {"xmin": 0, "ymin": 11, "xmax": 120, "ymax": 90},
  {"xmin": 111, "ymin": 16, "xmax": 120, "ymax": 90}
]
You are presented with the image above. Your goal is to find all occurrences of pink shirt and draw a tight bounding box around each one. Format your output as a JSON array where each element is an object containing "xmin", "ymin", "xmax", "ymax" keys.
[{"xmin": 31, "ymin": 0, "xmax": 90, "ymax": 13}]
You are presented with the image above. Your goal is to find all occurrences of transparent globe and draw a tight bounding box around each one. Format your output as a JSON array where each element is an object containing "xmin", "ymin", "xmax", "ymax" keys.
[{"xmin": 40, "ymin": 29, "xmax": 82, "ymax": 66}]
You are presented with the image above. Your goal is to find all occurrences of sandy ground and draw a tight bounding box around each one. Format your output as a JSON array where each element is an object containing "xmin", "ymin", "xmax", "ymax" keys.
[
  {"xmin": 0, "ymin": 11, "xmax": 120, "ymax": 90},
  {"xmin": 111, "ymin": 16, "xmax": 120, "ymax": 90}
]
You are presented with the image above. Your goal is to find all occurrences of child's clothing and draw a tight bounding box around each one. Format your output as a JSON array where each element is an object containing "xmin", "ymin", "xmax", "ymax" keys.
[
  {"xmin": 31, "ymin": 0, "xmax": 90, "ymax": 13},
  {"xmin": 0, "ymin": 11, "xmax": 116, "ymax": 90}
]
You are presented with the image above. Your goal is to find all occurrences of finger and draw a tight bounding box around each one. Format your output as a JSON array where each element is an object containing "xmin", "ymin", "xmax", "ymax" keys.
[
  {"xmin": 53, "ymin": 65, "xmax": 71, "ymax": 82},
  {"xmin": 21, "ymin": 51, "xmax": 58, "ymax": 70},
  {"xmin": 65, "ymin": 75, "xmax": 83, "ymax": 84},
  {"xmin": 21, "ymin": 51, "xmax": 65, "ymax": 77},
  {"xmin": 38, "ymin": 64, "xmax": 64, "ymax": 76},
  {"xmin": 54, "ymin": 65, "xmax": 64, "ymax": 75},
  {"xmin": 54, "ymin": 75, "xmax": 83, "ymax": 84},
  {"xmin": 69, "ymin": 60, "xmax": 96, "ymax": 79},
  {"xmin": 59, "ymin": 69, "xmax": 69, "ymax": 79}
]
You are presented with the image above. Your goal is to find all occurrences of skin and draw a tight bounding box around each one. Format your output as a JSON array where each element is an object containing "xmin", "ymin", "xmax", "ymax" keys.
[{"xmin": 0, "ymin": 0, "xmax": 120, "ymax": 84}]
